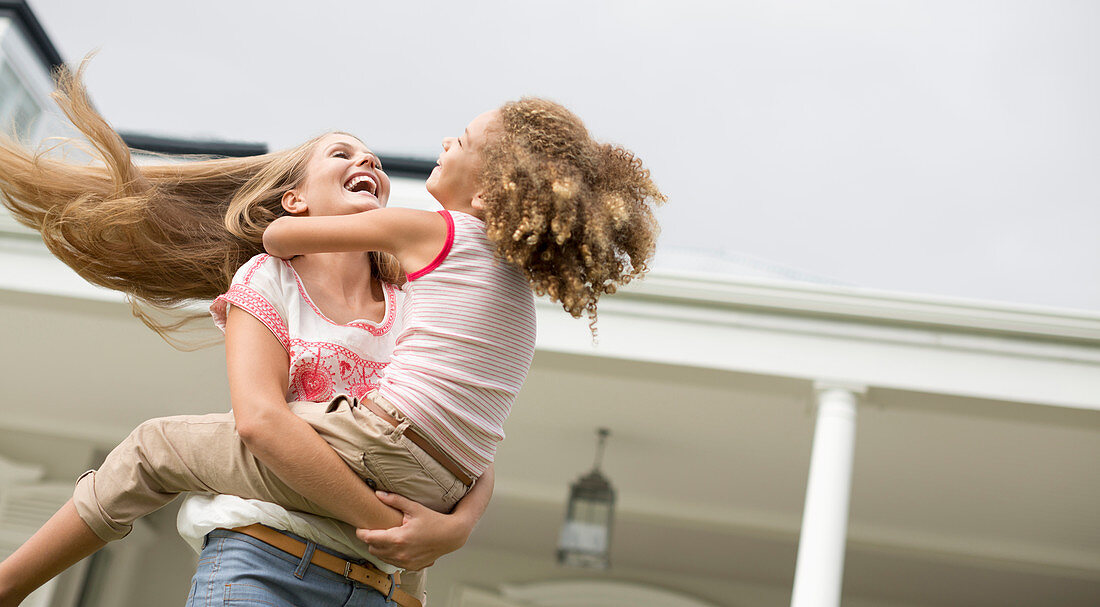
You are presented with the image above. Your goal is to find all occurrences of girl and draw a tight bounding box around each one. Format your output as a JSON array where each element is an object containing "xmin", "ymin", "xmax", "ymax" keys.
[
  {"xmin": 0, "ymin": 68, "xmax": 664, "ymax": 606},
  {"xmin": 260, "ymin": 100, "xmax": 666, "ymax": 483}
]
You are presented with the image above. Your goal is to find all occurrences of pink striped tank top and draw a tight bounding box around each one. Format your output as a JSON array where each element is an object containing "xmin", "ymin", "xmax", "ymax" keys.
[{"xmin": 378, "ymin": 210, "xmax": 537, "ymax": 477}]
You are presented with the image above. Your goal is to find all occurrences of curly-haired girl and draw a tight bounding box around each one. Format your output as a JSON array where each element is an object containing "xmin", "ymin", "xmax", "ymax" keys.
[{"xmin": 260, "ymin": 98, "xmax": 666, "ymax": 485}]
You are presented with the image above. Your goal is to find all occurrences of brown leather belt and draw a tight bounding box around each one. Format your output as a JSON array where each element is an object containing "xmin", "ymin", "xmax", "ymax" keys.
[
  {"xmin": 359, "ymin": 396, "xmax": 474, "ymax": 487},
  {"xmin": 229, "ymin": 524, "xmax": 421, "ymax": 607}
]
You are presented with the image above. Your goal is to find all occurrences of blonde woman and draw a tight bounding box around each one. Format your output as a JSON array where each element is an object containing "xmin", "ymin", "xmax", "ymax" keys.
[{"xmin": 0, "ymin": 65, "xmax": 489, "ymax": 607}]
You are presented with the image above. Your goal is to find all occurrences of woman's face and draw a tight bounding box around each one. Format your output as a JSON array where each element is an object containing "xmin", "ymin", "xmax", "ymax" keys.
[
  {"xmin": 287, "ymin": 133, "xmax": 390, "ymax": 216},
  {"xmin": 426, "ymin": 110, "xmax": 500, "ymax": 207}
]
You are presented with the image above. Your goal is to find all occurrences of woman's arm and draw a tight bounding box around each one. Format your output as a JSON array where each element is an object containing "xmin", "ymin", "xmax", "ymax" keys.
[
  {"xmin": 263, "ymin": 208, "xmax": 447, "ymax": 271},
  {"xmin": 225, "ymin": 304, "xmax": 402, "ymax": 530},
  {"xmin": 357, "ymin": 465, "xmax": 494, "ymax": 570}
]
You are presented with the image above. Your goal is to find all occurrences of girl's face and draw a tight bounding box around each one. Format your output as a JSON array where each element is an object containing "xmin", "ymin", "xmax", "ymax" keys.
[
  {"xmin": 285, "ymin": 133, "xmax": 390, "ymax": 216},
  {"xmin": 426, "ymin": 110, "xmax": 500, "ymax": 208}
]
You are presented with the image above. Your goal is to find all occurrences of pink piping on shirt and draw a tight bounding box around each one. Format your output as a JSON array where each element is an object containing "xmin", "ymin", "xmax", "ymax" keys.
[{"xmin": 405, "ymin": 210, "xmax": 455, "ymax": 282}]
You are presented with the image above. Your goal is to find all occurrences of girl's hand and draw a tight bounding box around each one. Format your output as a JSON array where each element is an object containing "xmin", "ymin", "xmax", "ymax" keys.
[{"xmin": 355, "ymin": 491, "xmax": 474, "ymax": 570}]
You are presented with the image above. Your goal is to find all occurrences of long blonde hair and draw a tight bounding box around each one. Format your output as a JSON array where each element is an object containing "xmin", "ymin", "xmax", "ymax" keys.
[{"xmin": 0, "ymin": 60, "xmax": 401, "ymax": 347}]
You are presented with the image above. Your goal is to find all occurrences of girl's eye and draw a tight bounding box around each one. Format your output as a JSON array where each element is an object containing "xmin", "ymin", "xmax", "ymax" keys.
[{"xmin": 332, "ymin": 151, "xmax": 348, "ymax": 159}]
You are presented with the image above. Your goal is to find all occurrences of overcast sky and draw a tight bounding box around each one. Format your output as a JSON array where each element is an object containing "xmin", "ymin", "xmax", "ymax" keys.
[{"xmin": 26, "ymin": 0, "xmax": 1100, "ymax": 311}]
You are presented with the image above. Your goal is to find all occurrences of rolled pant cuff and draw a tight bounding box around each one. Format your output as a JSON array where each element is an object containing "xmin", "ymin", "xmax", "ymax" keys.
[{"xmin": 73, "ymin": 469, "xmax": 132, "ymax": 542}]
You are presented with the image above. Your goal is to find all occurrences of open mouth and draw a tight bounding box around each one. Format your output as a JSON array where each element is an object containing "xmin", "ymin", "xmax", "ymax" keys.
[{"xmin": 344, "ymin": 173, "xmax": 378, "ymax": 196}]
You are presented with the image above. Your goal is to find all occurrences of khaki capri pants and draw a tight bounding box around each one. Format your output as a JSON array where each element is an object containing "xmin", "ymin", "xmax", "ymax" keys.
[{"xmin": 73, "ymin": 392, "xmax": 470, "ymax": 553}]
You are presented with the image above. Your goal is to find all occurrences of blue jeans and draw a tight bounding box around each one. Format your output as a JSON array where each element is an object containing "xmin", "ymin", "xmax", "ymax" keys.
[{"xmin": 185, "ymin": 529, "xmax": 396, "ymax": 607}]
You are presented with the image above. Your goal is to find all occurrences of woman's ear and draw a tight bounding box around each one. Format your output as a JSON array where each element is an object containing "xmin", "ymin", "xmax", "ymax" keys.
[{"xmin": 281, "ymin": 190, "xmax": 307, "ymax": 215}]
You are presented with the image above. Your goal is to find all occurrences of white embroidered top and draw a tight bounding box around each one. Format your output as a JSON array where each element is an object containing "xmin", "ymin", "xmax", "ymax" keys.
[
  {"xmin": 176, "ymin": 253, "xmax": 404, "ymax": 570},
  {"xmin": 209, "ymin": 253, "xmax": 402, "ymax": 402}
]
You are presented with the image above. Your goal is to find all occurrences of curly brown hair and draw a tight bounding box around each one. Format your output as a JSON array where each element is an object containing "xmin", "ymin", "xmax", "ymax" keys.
[{"xmin": 478, "ymin": 98, "xmax": 666, "ymax": 333}]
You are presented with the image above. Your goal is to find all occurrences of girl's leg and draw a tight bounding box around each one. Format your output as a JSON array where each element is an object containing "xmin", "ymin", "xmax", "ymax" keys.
[
  {"xmin": 69, "ymin": 410, "xmax": 343, "ymax": 542},
  {"xmin": 0, "ymin": 396, "xmax": 451, "ymax": 605},
  {"xmin": 0, "ymin": 407, "xmax": 348, "ymax": 606},
  {"xmin": 0, "ymin": 500, "xmax": 103, "ymax": 607}
]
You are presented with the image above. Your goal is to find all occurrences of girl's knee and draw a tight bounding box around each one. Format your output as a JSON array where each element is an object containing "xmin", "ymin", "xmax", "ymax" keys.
[
  {"xmin": 127, "ymin": 417, "xmax": 175, "ymax": 452},
  {"xmin": 120, "ymin": 416, "xmax": 200, "ymax": 470}
]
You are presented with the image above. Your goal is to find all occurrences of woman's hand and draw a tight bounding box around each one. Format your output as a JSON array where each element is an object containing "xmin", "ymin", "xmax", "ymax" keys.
[
  {"xmin": 356, "ymin": 465, "xmax": 495, "ymax": 570},
  {"xmin": 356, "ymin": 492, "xmax": 469, "ymax": 570}
]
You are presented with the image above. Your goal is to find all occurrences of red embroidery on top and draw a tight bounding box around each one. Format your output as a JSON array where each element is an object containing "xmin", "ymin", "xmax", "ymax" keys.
[
  {"xmin": 288, "ymin": 339, "xmax": 388, "ymax": 402},
  {"xmin": 283, "ymin": 260, "xmax": 397, "ymax": 337},
  {"xmin": 243, "ymin": 254, "xmax": 271, "ymax": 284},
  {"xmin": 348, "ymin": 283, "xmax": 398, "ymax": 336},
  {"xmin": 218, "ymin": 285, "xmax": 290, "ymax": 349},
  {"xmin": 292, "ymin": 356, "xmax": 335, "ymax": 402}
]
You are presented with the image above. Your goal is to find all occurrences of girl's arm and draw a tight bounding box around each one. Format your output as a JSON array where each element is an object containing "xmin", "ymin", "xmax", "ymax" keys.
[
  {"xmin": 225, "ymin": 304, "xmax": 403, "ymax": 530},
  {"xmin": 263, "ymin": 208, "xmax": 447, "ymax": 273},
  {"xmin": 357, "ymin": 464, "xmax": 494, "ymax": 570}
]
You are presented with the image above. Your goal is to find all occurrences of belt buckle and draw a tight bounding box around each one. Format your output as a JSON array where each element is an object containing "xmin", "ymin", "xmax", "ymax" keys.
[{"xmin": 343, "ymin": 561, "xmax": 353, "ymax": 580}]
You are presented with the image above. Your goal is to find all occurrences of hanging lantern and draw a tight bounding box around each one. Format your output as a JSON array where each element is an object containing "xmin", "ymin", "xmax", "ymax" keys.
[{"xmin": 557, "ymin": 428, "xmax": 615, "ymax": 569}]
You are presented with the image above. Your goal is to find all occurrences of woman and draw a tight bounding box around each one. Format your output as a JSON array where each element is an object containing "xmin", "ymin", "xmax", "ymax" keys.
[
  {"xmin": 173, "ymin": 129, "xmax": 494, "ymax": 607},
  {"xmin": 0, "ymin": 63, "xmax": 487, "ymax": 607},
  {"xmin": 175, "ymin": 127, "xmax": 494, "ymax": 606}
]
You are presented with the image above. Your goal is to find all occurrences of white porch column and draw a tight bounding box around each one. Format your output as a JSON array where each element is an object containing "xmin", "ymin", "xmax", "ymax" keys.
[{"xmin": 790, "ymin": 382, "xmax": 865, "ymax": 607}]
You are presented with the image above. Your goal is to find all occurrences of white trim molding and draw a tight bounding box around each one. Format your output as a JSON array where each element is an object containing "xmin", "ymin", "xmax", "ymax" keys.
[{"xmin": 3, "ymin": 227, "xmax": 1100, "ymax": 411}]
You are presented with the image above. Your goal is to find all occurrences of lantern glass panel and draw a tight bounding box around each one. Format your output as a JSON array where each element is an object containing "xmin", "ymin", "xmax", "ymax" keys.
[
  {"xmin": 558, "ymin": 431, "xmax": 615, "ymax": 569},
  {"xmin": 558, "ymin": 486, "xmax": 614, "ymax": 568}
]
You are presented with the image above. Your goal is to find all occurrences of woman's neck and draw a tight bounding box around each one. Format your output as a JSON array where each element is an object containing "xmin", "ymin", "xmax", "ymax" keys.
[{"xmin": 289, "ymin": 251, "xmax": 380, "ymax": 304}]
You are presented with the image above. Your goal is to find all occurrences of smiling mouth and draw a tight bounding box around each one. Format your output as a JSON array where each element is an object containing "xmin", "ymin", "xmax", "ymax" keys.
[{"xmin": 344, "ymin": 173, "xmax": 378, "ymax": 196}]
